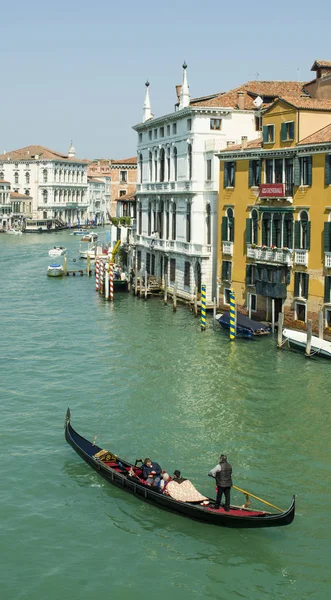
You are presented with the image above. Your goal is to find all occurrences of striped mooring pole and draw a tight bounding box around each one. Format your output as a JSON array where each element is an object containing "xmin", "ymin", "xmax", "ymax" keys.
[
  {"xmin": 109, "ymin": 262, "xmax": 114, "ymax": 301},
  {"xmin": 201, "ymin": 284, "xmax": 206, "ymax": 331},
  {"xmin": 229, "ymin": 290, "xmax": 236, "ymax": 341},
  {"xmin": 99, "ymin": 260, "xmax": 104, "ymax": 294},
  {"xmin": 95, "ymin": 259, "xmax": 100, "ymax": 291}
]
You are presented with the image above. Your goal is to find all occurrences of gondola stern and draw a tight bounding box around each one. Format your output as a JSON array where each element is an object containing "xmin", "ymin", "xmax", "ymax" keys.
[{"xmin": 65, "ymin": 407, "xmax": 71, "ymax": 428}]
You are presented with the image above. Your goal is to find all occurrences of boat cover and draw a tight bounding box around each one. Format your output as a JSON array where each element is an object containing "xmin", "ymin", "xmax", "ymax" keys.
[{"xmin": 218, "ymin": 312, "xmax": 270, "ymax": 333}]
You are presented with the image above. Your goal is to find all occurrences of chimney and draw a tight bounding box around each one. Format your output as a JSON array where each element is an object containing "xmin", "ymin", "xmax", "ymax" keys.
[
  {"xmin": 227, "ymin": 141, "xmax": 236, "ymax": 147},
  {"xmin": 241, "ymin": 136, "xmax": 248, "ymax": 149},
  {"xmin": 176, "ymin": 85, "xmax": 182, "ymax": 103},
  {"xmin": 237, "ymin": 91, "xmax": 245, "ymax": 110}
]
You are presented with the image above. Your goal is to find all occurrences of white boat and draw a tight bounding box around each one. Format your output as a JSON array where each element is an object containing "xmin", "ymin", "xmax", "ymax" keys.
[
  {"xmin": 24, "ymin": 218, "xmax": 66, "ymax": 233},
  {"xmin": 72, "ymin": 228, "xmax": 88, "ymax": 236},
  {"xmin": 48, "ymin": 246, "xmax": 67, "ymax": 257},
  {"xmin": 283, "ymin": 328, "xmax": 331, "ymax": 359},
  {"xmin": 6, "ymin": 228, "xmax": 22, "ymax": 235},
  {"xmin": 47, "ymin": 263, "xmax": 65, "ymax": 277},
  {"xmin": 80, "ymin": 232, "xmax": 98, "ymax": 242},
  {"xmin": 79, "ymin": 244, "xmax": 111, "ymax": 260}
]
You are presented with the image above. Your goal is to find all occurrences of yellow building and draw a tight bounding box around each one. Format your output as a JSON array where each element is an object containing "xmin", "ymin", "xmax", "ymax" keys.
[{"xmin": 217, "ymin": 96, "xmax": 331, "ymax": 332}]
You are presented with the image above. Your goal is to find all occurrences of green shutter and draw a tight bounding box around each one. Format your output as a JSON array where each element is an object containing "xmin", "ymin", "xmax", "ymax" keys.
[
  {"xmin": 248, "ymin": 161, "xmax": 253, "ymax": 187},
  {"xmin": 263, "ymin": 126, "xmax": 268, "ymax": 143},
  {"xmin": 306, "ymin": 221, "xmax": 311, "ymax": 250},
  {"xmin": 262, "ymin": 218, "xmax": 268, "ymax": 245},
  {"xmin": 290, "ymin": 121, "xmax": 295, "ymax": 140},
  {"xmin": 246, "ymin": 218, "xmax": 252, "ymax": 244},
  {"xmin": 294, "ymin": 272, "xmax": 300, "ymax": 297},
  {"xmin": 246, "ymin": 265, "xmax": 251, "ymax": 283},
  {"xmin": 222, "ymin": 216, "xmax": 228, "ymax": 241},
  {"xmin": 232, "ymin": 162, "xmax": 236, "ymax": 187},
  {"xmin": 224, "ymin": 164, "xmax": 228, "ymax": 188},
  {"xmin": 307, "ymin": 156, "xmax": 312, "ymax": 186},
  {"xmin": 294, "ymin": 221, "xmax": 301, "ymax": 249},
  {"xmin": 222, "ymin": 261, "xmax": 228, "ymax": 280},
  {"xmin": 283, "ymin": 220, "xmax": 288, "ymax": 248},
  {"xmin": 281, "ymin": 122, "xmax": 287, "ymax": 142},
  {"xmin": 271, "ymin": 219, "xmax": 276, "ymax": 246},
  {"xmin": 303, "ymin": 273, "xmax": 309, "ymax": 300},
  {"xmin": 294, "ymin": 157, "xmax": 301, "ymax": 186},
  {"xmin": 325, "ymin": 155, "xmax": 331, "ymax": 186},
  {"xmin": 325, "ymin": 276, "xmax": 331, "ymax": 302},
  {"xmin": 324, "ymin": 222, "xmax": 331, "ymax": 252}
]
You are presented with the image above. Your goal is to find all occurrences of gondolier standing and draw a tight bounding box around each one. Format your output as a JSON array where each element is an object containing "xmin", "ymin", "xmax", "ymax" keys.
[{"xmin": 208, "ymin": 454, "xmax": 233, "ymax": 511}]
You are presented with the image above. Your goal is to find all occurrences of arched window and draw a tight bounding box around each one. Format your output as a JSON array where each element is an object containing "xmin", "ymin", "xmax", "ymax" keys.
[
  {"xmin": 154, "ymin": 151, "xmax": 158, "ymax": 182},
  {"xmin": 283, "ymin": 213, "xmax": 293, "ymax": 248},
  {"xmin": 206, "ymin": 204, "xmax": 211, "ymax": 245},
  {"xmin": 25, "ymin": 172, "xmax": 30, "ymax": 185},
  {"xmin": 0, "ymin": 171, "xmax": 4, "ymax": 179},
  {"xmin": 165, "ymin": 201, "xmax": 169, "ymax": 240},
  {"xmin": 187, "ymin": 143, "xmax": 192, "ymax": 180},
  {"xmin": 14, "ymin": 172, "xmax": 19, "ymax": 184},
  {"xmin": 167, "ymin": 148, "xmax": 171, "ymax": 181},
  {"xmin": 43, "ymin": 189, "xmax": 48, "ymax": 204},
  {"xmin": 160, "ymin": 148, "xmax": 165, "ymax": 182},
  {"xmin": 295, "ymin": 210, "xmax": 310, "ymax": 250},
  {"xmin": 43, "ymin": 169, "xmax": 48, "ymax": 183},
  {"xmin": 172, "ymin": 202, "xmax": 176, "ymax": 240},
  {"xmin": 173, "ymin": 147, "xmax": 178, "ymax": 181},
  {"xmin": 25, "ymin": 189, "xmax": 30, "ymax": 196},
  {"xmin": 262, "ymin": 212, "xmax": 271, "ymax": 246},
  {"xmin": 158, "ymin": 200, "xmax": 164, "ymax": 238},
  {"xmin": 149, "ymin": 152, "xmax": 153, "ymax": 182},
  {"xmin": 272, "ymin": 212, "xmax": 282, "ymax": 248},
  {"xmin": 186, "ymin": 202, "xmax": 191, "ymax": 243},
  {"xmin": 148, "ymin": 201, "xmax": 152, "ymax": 236},
  {"xmin": 139, "ymin": 154, "xmax": 143, "ymax": 184}
]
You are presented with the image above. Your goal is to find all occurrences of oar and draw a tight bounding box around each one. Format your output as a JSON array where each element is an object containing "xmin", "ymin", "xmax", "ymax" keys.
[{"xmin": 233, "ymin": 485, "xmax": 284, "ymax": 512}]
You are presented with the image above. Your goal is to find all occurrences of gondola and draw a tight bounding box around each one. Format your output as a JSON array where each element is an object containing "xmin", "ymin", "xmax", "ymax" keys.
[
  {"xmin": 216, "ymin": 312, "xmax": 271, "ymax": 338},
  {"xmin": 64, "ymin": 409, "xmax": 295, "ymax": 529}
]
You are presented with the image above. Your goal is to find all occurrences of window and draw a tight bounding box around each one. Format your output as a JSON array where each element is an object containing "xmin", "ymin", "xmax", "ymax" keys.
[
  {"xmin": 206, "ymin": 159, "xmax": 212, "ymax": 181},
  {"xmin": 224, "ymin": 288, "xmax": 231, "ymax": 305},
  {"xmin": 184, "ymin": 262, "xmax": 190, "ymax": 286},
  {"xmin": 275, "ymin": 159, "xmax": 283, "ymax": 183},
  {"xmin": 43, "ymin": 189, "xmax": 48, "ymax": 204},
  {"xmin": 148, "ymin": 202, "xmax": 152, "ymax": 236},
  {"xmin": 167, "ymin": 148, "xmax": 171, "ymax": 181},
  {"xmin": 262, "ymin": 212, "xmax": 272, "ymax": 246},
  {"xmin": 210, "ymin": 118, "xmax": 222, "ymax": 130},
  {"xmin": 250, "ymin": 293, "xmax": 257, "ymax": 312},
  {"xmin": 154, "ymin": 152, "xmax": 158, "ymax": 182},
  {"xmin": 325, "ymin": 154, "xmax": 331, "ymax": 185},
  {"xmin": 249, "ymin": 160, "xmax": 261, "ymax": 187},
  {"xmin": 187, "ymin": 143, "xmax": 192, "ymax": 180},
  {"xmin": 246, "ymin": 264, "xmax": 256, "ymax": 286},
  {"xmin": 157, "ymin": 200, "xmax": 164, "ymax": 238},
  {"xmin": 138, "ymin": 133, "xmax": 142, "ymax": 143},
  {"xmin": 325, "ymin": 307, "xmax": 331, "ymax": 328},
  {"xmin": 170, "ymin": 258, "xmax": 176, "ymax": 282},
  {"xmin": 137, "ymin": 250, "xmax": 142, "ymax": 271},
  {"xmin": 25, "ymin": 172, "xmax": 30, "ymax": 185},
  {"xmin": 265, "ymin": 159, "xmax": 273, "ymax": 183},
  {"xmin": 149, "ymin": 152, "xmax": 153, "ymax": 182},
  {"xmin": 43, "ymin": 169, "xmax": 48, "ymax": 183},
  {"xmin": 120, "ymin": 170, "xmax": 127, "ymax": 183},
  {"xmin": 206, "ymin": 204, "xmax": 211, "ymax": 245},
  {"xmin": 119, "ymin": 190, "xmax": 126, "ymax": 197},
  {"xmin": 154, "ymin": 129, "xmax": 157, "ymax": 139},
  {"xmin": 172, "ymin": 123, "xmax": 177, "ymax": 135},
  {"xmin": 149, "ymin": 130, "xmax": 152, "ymax": 140},
  {"xmin": 246, "ymin": 209, "xmax": 259, "ymax": 245},
  {"xmin": 281, "ymin": 121, "xmax": 295, "ymax": 142},
  {"xmin": 186, "ymin": 202, "xmax": 191, "ymax": 243},
  {"xmin": 173, "ymin": 147, "xmax": 178, "ymax": 181},
  {"xmin": 0, "ymin": 171, "xmax": 4, "ymax": 179},
  {"xmin": 263, "ymin": 124, "xmax": 275, "ymax": 143},
  {"xmin": 14, "ymin": 171, "xmax": 19, "ymax": 184},
  {"xmin": 295, "ymin": 302, "xmax": 307, "ymax": 322},
  {"xmin": 222, "ymin": 260, "xmax": 232, "ymax": 282},
  {"xmin": 324, "ymin": 276, "xmax": 331, "ymax": 303},
  {"xmin": 300, "ymin": 157, "xmax": 312, "ymax": 186},
  {"xmin": 222, "ymin": 208, "xmax": 234, "ymax": 242},
  {"xmin": 160, "ymin": 127, "xmax": 164, "ymax": 138},
  {"xmin": 294, "ymin": 272, "xmax": 309, "ymax": 300},
  {"xmin": 167, "ymin": 125, "xmax": 170, "ymax": 136},
  {"xmin": 165, "ymin": 203, "xmax": 169, "ymax": 240},
  {"xmin": 295, "ymin": 211, "xmax": 310, "ymax": 250},
  {"xmin": 159, "ymin": 148, "xmax": 165, "ymax": 182},
  {"xmin": 187, "ymin": 118, "xmax": 192, "ymax": 131},
  {"xmin": 224, "ymin": 162, "xmax": 236, "ymax": 188},
  {"xmin": 255, "ymin": 115, "xmax": 261, "ymax": 131},
  {"xmin": 146, "ymin": 252, "xmax": 151, "ymax": 274},
  {"xmin": 172, "ymin": 203, "xmax": 176, "ymax": 240},
  {"xmin": 139, "ymin": 154, "xmax": 143, "ymax": 184}
]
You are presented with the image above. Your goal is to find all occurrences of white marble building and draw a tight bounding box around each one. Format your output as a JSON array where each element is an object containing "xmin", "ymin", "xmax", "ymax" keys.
[
  {"xmin": 87, "ymin": 176, "xmax": 110, "ymax": 225},
  {"xmin": 0, "ymin": 143, "xmax": 88, "ymax": 226},
  {"xmin": 132, "ymin": 64, "xmax": 261, "ymax": 302}
]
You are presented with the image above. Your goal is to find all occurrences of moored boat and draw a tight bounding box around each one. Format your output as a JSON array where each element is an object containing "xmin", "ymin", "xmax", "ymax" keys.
[
  {"xmin": 47, "ymin": 263, "xmax": 64, "ymax": 277},
  {"xmin": 64, "ymin": 409, "xmax": 295, "ymax": 529},
  {"xmin": 283, "ymin": 328, "xmax": 331, "ymax": 359},
  {"xmin": 80, "ymin": 232, "xmax": 98, "ymax": 242},
  {"xmin": 48, "ymin": 246, "xmax": 67, "ymax": 257},
  {"xmin": 216, "ymin": 312, "xmax": 271, "ymax": 338},
  {"xmin": 6, "ymin": 227, "xmax": 22, "ymax": 235},
  {"xmin": 72, "ymin": 228, "xmax": 88, "ymax": 236}
]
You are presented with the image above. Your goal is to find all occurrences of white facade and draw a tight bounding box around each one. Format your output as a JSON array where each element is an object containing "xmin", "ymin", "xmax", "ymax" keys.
[
  {"xmin": 87, "ymin": 176, "xmax": 110, "ymax": 225},
  {"xmin": 132, "ymin": 66, "xmax": 259, "ymax": 302},
  {"xmin": 0, "ymin": 144, "xmax": 88, "ymax": 226}
]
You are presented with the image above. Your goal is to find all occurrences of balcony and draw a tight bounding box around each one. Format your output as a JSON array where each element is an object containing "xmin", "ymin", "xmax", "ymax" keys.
[
  {"xmin": 325, "ymin": 252, "xmax": 331, "ymax": 268},
  {"xmin": 247, "ymin": 244, "xmax": 293, "ymax": 266},
  {"xmin": 222, "ymin": 241, "xmax": 233, "ymax": 256},
  {"xmin": 294, "ymin": 249, "xmax": 308, "ymax": 267},
  {"xmin": 135, "ymin": 234, "xmax": 211, "ymax": 257},
  {"xmin": 259, "ymin": 183, "xmax": 293, "ymax": 202}
]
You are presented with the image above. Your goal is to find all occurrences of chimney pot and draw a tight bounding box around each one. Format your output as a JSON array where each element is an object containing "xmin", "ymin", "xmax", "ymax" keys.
[
  {"xmin": 237, "ymin": 91, "xmax": 245, "ymax": 110},
  {"xmin": 241, "ymin": 136, "xmax": 248, "ymax": 149},
  {"xmin": 227, "ymin": 141, "xmax": 236, "ymax": 147}
]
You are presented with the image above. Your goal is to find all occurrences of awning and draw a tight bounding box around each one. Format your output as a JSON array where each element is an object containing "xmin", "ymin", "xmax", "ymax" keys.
[{"xmin": 258, "ymin": 206, "xmax": 294, "ymax": 213}]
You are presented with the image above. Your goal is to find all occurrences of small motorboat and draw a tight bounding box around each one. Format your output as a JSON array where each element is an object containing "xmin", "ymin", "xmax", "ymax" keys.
[
  {"xmin": 283, "ymin": 328, "xmax": 331, "ymax": 359},
  {"xmin": 72, "ymin": 228, "xmax": 88, "ymax": 236},
  {"xmin": 48, "ymin": 246, "xmax": 67, "ymax": 257},
  {"xmin": 47, "ymin": 263, "xmax": 64, "ymax": 277},
  {"xmin": 216, "ymin": 312, "xmax": 271, "ymax": 338},
  {"xmin": 64, "ymin": 409, "xmax": 295, "ymax": 529},
  {"xmin": 6, "ymin": 228, "xmax": 22, "ymax": 235},
  {"xmin": 80, "ymin": 232, "xmax": 98, "ymax": 242}
]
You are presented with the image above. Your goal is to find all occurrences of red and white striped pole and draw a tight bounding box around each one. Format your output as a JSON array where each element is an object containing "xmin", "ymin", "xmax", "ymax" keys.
[
  {"xmin": 99, "ymin": 260, "xmax": 104, "ymax": 295},
  {"xmin": 109, "ymin": 262, "xmax": 114, "ymax": 301},
  {"xmin": 95, "ymin": 259, "xmax": 100, "ymax": 291}
]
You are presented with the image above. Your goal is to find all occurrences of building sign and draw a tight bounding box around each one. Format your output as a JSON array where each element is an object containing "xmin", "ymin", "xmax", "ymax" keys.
[{"xmin": 259, "ymin": 183, "xmax": 285, "ymax": 197}]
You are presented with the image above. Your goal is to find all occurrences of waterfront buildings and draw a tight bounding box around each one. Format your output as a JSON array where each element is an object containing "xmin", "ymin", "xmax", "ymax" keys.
[
  {"xmin": 87, "ymin": 176, "xmax": 110, "ymax": 225},
  {"xmin": 0, "ymin": 143, "xmax": 88, "ymax": 227},
  {"xmin": 131, "ymin": 64, "xmax": 307, "ymax": 302},
  {"xmin": 88, "ymin": 158, "xmax": 137, "ymax": 217},
  {"xmin": 217, "ymin": 82, "xmax": 331, "ymax": 330}
]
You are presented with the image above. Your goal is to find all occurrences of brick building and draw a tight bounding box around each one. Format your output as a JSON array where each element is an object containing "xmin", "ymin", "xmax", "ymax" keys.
[{"xmin": 88, "ymin": 157, "xmax": 137, "ymax": 216}]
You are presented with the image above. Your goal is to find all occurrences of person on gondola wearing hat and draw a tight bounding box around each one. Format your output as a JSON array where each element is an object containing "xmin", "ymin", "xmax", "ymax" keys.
[{"xmin": 208, "ymin": 454, "xmax": 232, "ymax": 511}]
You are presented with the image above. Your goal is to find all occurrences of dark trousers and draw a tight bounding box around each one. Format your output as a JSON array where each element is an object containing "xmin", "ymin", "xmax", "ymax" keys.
[{"xmin": 215, "ymin": 486, "xmax": 231, "ymax": 510}]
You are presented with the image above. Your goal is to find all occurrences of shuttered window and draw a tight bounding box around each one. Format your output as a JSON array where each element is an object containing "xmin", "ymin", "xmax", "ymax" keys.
[
  {"xmin": 263, "ymin": 125, "xmax": 274, "ymax": 143},
  {"xmin": 248, "ymin": 160, "xmax": 261, "ymax": 187},
  {"xmin": 224, "ymin": 162, "xmax": 236, "ymax": 188},
  {"xmin": 325, "ymin": 155, "xmax": 331, "ymax": 186},
  {"xmin": 170, "ymin": 258, "xmax": 176, "ymax": 282},
  {"xmin": 294, "ymin": 272, "xmax": 309, "ymax": 299},
  {"xmin": 146, "ymin": 252, "xmax": 151, "ymax": 274},
  {"xmin": 324, "ymin": 222, "xmax": 331, "ymax": 252},
  {"xmin": 281, "ymin": 121, "xmax": 295, "ymax": 142},
  {"xmin": 325, "ymin": 276, "xmax": 331, "ymax": 303},
  {"xmin": 222, "ymin": 260, "xmax": 232, "ymax": 282},
  {"xmin": 184, "ymin": 262, "xmax": 190, "ymax": 287},
  {"xmin": 295, "ymin": 213, "xmax": 310, "ymax": 249},
  {"xmin": 222, "ymin": 211, "xmax": 235, "ymax": 242},
  {"xmin": 137, "ymin": 250, "xmax": 141, "ymax": 271},
  {"xmin": 300, "ymin": 156, "xmax": 312, "ymax": 186}
]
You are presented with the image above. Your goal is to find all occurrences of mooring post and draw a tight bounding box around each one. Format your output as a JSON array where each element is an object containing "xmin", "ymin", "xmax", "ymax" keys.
[
  {"xmin": 200, "ymin": 284, "xmax": 206, "ymax": 330},
  {"xmin": 95, "ymin": 259, "xmax": 100, "ymax": 291},
  {"xmin": 99, "ymin": 261, "xmax": 104, "ymax": 295},
  {"xmin": 213, "ymin": 297, "xmax": 217, "ymax": 330},
  {"xmin": 139, "ymin": 270, "xmax": 143, "ymax": 297},
  {"xmin": 134, "ymin": 273, "xmax": 138, "ymax": 296},
  {"xmin": 318, "ymin": 309, "xmax": 323, "ymax": 339},
  {"xmin": 306, "ymin": 319, "xmax": 312, "ymax": 357},
  {"xmin": 144, "ymin": 270, "xmax": 148, "ymax": 300},
  {"xmin": 194, "ymin": 286, "xmax": 198, "ymax": 317},
  {"xmin": 86, "ymin": 254, "xmax": 91, "ymax": 277},
  {"xmin": 105, "ymin": 268, "xmax": 109, "ymax": 300},
  {"xmin": 248, "ymin": 292, "xmax": 252, "ymax": 320},
  {"xmin": 277, "ymin": 312, "xmax": 284, "ymax": 348},
  {"xmin": 229, "ymin": 290, "xmax": 236, "ymax": 341},
  {"xmin": 109, "ymin": 262, "xmax": 114, "ymax": 301},
  {"xmin": 63, "ymin": 254, "xmax": 67, "ymax": 276},
  {"xmin": 173, "ymin": 282, "xmax": 177, "ymax": 312},
  {"xmin": 164, "ymin": 274, "xmax": 168, "ymax": 304},
  {"xmin": 271, "ymin": 298, "xmax": 275, "ymax": 333}
]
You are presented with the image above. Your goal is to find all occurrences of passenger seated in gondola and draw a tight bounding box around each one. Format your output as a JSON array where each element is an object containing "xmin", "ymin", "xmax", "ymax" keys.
[
  {"xmin": 172, "ymin": 470, "xmax": 187, "ymax": 484},
  {"xmin": 141, "ymin": 458, "xmax": 162, "ymax": 486}
]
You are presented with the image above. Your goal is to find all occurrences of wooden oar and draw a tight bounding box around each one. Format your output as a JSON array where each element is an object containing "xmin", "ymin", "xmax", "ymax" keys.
[{"xmin": 233, "ymin": 485, "xmax": 284, "ymax": 512}]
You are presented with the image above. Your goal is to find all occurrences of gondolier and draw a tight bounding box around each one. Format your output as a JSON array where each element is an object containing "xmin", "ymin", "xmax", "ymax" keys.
[{"xmin": 208, "ymin": 454, "xmax": 233, "ymax": 511}]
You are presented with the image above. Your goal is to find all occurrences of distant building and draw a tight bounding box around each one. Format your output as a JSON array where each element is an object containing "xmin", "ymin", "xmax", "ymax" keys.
[
  {"xmin": 87, "ymin": 176, "xmax": 110, "ymax": 225},
  {"xmin": 0, "ymin": 143, "xmax": 88, "ymax": 226},
  {"xmin": 88, "ymin": 157, "xmax": 137, "ymax": 217}
]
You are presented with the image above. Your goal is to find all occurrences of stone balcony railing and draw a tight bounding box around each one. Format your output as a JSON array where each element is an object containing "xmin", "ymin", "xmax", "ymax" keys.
[
  {"xmin": 222, "ymin": 241, "xmax": 233, "ymax": 256},
  {"xmin": 135, "ymin": 234, "xmax": 211, "ymax": 257},
  {"xmin": 325, "ymin": 252, "xmax": 331, "ymax": 268},
  {"xmin": 294, "ymin": 249, "xmax": 308, "ymax": 267},
  {"xmin": 247, "ymin": 244, "xmax": 293, "ymax": 266}
]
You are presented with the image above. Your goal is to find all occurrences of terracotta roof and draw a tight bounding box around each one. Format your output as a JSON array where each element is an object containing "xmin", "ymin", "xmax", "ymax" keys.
[
  {"xmin": 2, "ymin": 145, "xmax": 87, "ymax": 164},
  {"xmin": 10, "ymin": 192, "xmax": 32, "ymax": 199},
  {"xmin": 111, "ymin": 157, "xmax": 137, "ymax": 165},
  {"xmin": 297, "ymin": 123, "xmax": 331, "ymax": 145},
  {"xmin": 116, "ymin": 192, "xmax": 136, "ymax": 201},
  {"xmin": 277, "ymin": 96, "xmax": 331, "ymax": 111},
  {"xmin": 0, "ymin": 179, "xmax": 10, "ymax": 184},
  {"xmin": 190, "ymin": 80, "xmax": 307, "ymax": 110},
  {"xmin": 311, "ymin": 60, "xmax": 331, "ymax": 71},
  {"xmin": 222, "ymin": 137, "xmax": 263, "ymax": 152}
]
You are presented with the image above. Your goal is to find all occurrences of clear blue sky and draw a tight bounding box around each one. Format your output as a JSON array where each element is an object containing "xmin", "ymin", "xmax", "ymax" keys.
[{"xmin": 1, "ymin": 0, "xmax": 331, "ymax": 159}]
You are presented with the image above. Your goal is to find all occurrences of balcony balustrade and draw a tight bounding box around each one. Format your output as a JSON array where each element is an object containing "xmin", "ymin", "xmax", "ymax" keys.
[
  {"xmin": 135, "ymin": 234, "xmax": 211, "ymax": 256},
  {"xmin": 325, "ymin": 252, "xmax": 331, "ymax": 268},
  {"xmin": 247, "ymin": 244, "xmax": 293, "ymax": 266},
  {"xmin": 222, "ymin": 241, "xmax": 233, "ymax": 256},
  {"xmin": 294, "ymin": 249, "xmax": 308, "ymax": 267}
]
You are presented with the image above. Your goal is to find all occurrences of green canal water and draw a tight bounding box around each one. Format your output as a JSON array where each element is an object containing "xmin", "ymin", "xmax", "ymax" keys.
[{"xmin": 1, "ymin": 231, "xmax": 330, "ymax": 600}]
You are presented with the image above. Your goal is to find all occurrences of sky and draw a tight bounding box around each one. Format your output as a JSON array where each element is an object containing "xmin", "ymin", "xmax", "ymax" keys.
[{"xmin": 1, "ymin": 0, "xmax": 331, "ymax": 160}]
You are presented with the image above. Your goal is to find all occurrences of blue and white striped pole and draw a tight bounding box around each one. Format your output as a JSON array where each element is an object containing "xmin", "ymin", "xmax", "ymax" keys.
[
  {"xmin": 201, "ymin": 284, "xmax": 206, "ymax": 331},
  {"xmin": 229, "ymin": 290, "xmax": 236, "ymax": 341}
]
